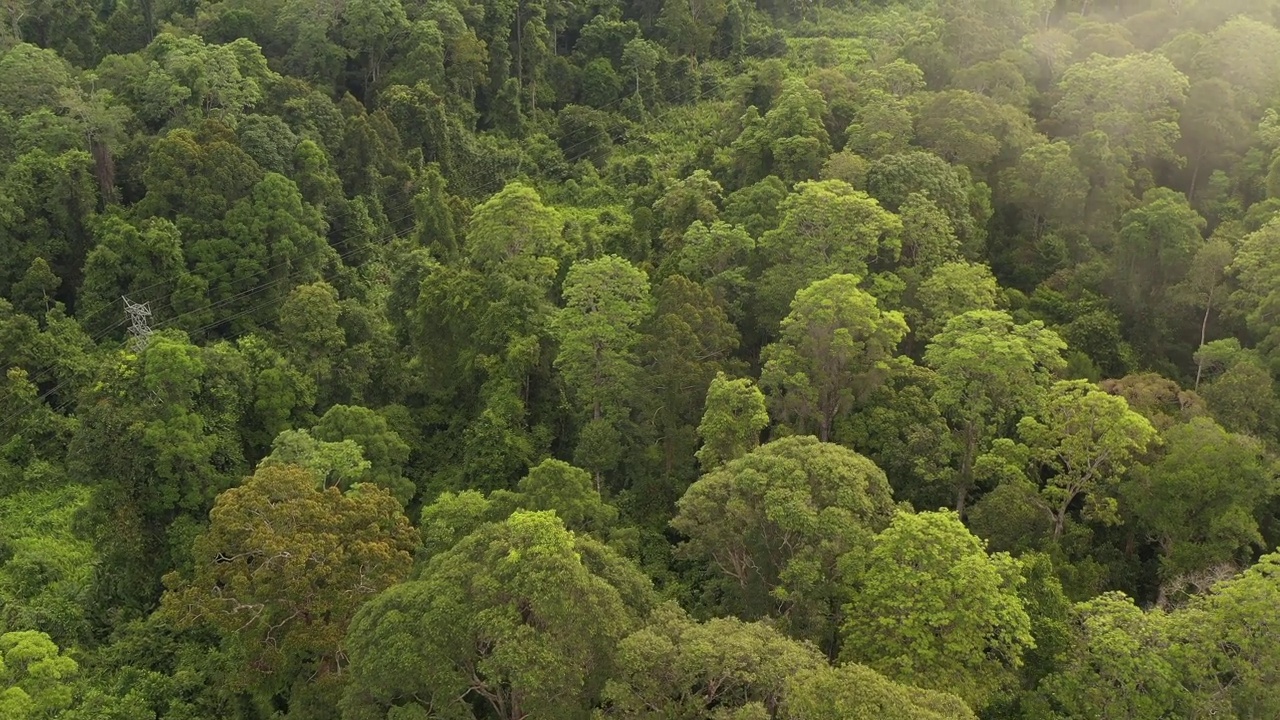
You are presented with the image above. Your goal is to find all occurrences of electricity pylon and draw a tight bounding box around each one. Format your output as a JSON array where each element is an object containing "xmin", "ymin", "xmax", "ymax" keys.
[{"xmin": 122, "ymin": 296, "xmax": 153, "ymax": 351}]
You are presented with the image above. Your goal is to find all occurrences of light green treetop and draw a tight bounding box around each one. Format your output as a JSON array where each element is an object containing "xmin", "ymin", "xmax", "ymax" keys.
[
  {"xmin": 761, "ymin": 274, "xmax": 908, "ymax": 442},
  {"xmin": 840, "ymin": 510, "xmax": 1033, "ymax": 711},
  {"xmin": 1015, "ymin": 379, "xmax": 1157, "ymax": 540}
]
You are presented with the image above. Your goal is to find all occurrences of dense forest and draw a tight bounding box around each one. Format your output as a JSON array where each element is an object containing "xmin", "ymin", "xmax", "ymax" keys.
[{"xmin": 2, "ymin": 0, "xmax": 1280, "ymax": 716}]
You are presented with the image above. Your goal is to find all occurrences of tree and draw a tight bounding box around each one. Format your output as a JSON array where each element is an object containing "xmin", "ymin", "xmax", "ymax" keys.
[
  {"xmin": 1192, "ymin": 16, "xmax": 1280, "ymax": 112},
  {"xmin": 999, "ymin": 141, "xmax": 1088, "ymax": 241},
  {"xmin": 194, "ymin": 172, "xmax": 332, "ymax": 335},
  {"xmin": 760, "ymin": 274, "xmax": 908, "ymax": 442},
  {"xmin": 934, "ymin": 0, "xmax": 1048, "ymax": 67},
  {"xmin": 914, "ymin": 89, "xmax": 1034, "ymax": 174},
  {"xmin": 696, "ymin": 372, "xmax": 769, "ymax": 471},
  {"xmin": 1171, "ymin": 553, "xmax": 1280, "ymax": 719},
  {"xmin": 0, "ymin": 631, "xmax": 78, "ymax": 719},
  {"xmin": 1015, "ymin": 380, "xmax": 1157, "ymax": 540},
  {"xmin": 0, "ymin": 148, "xmax": 97, "ymax": 299},
  {"xmin": 466, "ymin": 182, "xmax": 565, "ymax": 286},
  {"xmin": 69, "ymin": 333, "xmax": 249, "ymax": 614},
  {"xmin": 840, "ymin": 511, "xmax": 1033, "ymax": 711},
  {"xmin": 640, "ymin": 274, "xmax": 740, "ymax": 482},
  {"xmin": 340, "ymin": 0, "xmax": 409, "ymax": 91},
  {"xmin": 160, "ymin": 464, "xmax": 416, "ymax": 699},
  {"xmin": 750, "ymin": 78, "xmax": 832, "ymax": 183},
  {"xmin": 277, "ymin": 281, "xmax": 346, "ymax": 389},
  {"xmin": 10, "ymin": 257, "xmax": 59, "ymax": 319},
  {"xmin": 1052, "ymin": 52, "xmax": 1189, "ymax": 168},
  {"xmin": 311, "ymin": 404, "xmax": 413, "ymax": 505},
  {"xmin": 621, "ymin": 38, "xmax": 661, "ymax": 102},
  {"xmin": 781, "ymin": 662, "xmax": 978, "ymax": 720},
  {"xmin": 835, "ymin": 361, "xmax": 953, "ymax": 510},
  {"xmin": 1174, "ymin": 236, "xmax": 1234, "ymax": 390},
  {"xmin": 652, "ymin": 170, "xmax": 722, "ymax": 247},
  {"xmin": 1229, "ymin": 217, "xmax": 1280, "ymax": 360},
  {"xmin": 340, "ymin": 511, "xmax": 656, "ymax": 720},
  {"xmin": 601, "ymin": 601, "xmax": 825, "ymax": 719},
  {"xmin": 954, "ymin": 57, "xmax": 1032, "ymax": 109},
  {"xmin": 553, "ymin": 255, "xmax": 652, "ymax": 483},
  {"xmin": 1193, "ymin": 340, "xmax": 1280, "ymax": 438},
  {"xmin": 410, "ymin": 163, "xmax": 457, "ymax": 257},
  {"xmin": 923, "ymin": 310, "xmax": 1066, "ymax": 513},
  {"xmin": 500, "ymin": 458, "xmax": 618, "ymax": 536},
  {"xmin": 78, "ymin": 216, "xmax": 185, "ymax": 336},
  {"xmin": 670, "ymin": 220, "xmax": 754, "ymax": 323},
  {"xmin": 1097, "ymin": 373, "xmax": 1204, "ymax": 432},
  {"xmin": 260, "ymin": 429, "xmax": 369, "ymax": 488},
  {"xmin": 0, "ymin": 44, "xmax": 74, "ymax": 117},
  {"xmin": 1032, "ymin": 593, "xmax": 1183, "ymax": 720},
  {"xmin": 755, "ymin": 181, "xmax": 902, "ymax": 331},
  {"xmin": 914, "ymin": 261, "xmax": 1001, "ymax": 343},
  {"xmin": 1178, "ymin": 79, "xmax": 1250, "ymax": 199},
  {"xmin": 235, "ymin": 334, "xmax": 317, "ymax": 455},
  {"xmin": 897, "ymin": 192, "xmax": 962, "ymax": 273},
  {"xmin": 1125, "ymin": 418, "xmax": 1275, "ymax": 586},
  {"xmin": 235, "ymin": 114, "xmax": 298, "ymax": 176},
  {"xmin": 672, "ymin": 436, "xmax": 896, "ymax": 651},
  {"xmin": 865, "ymin": 151, "xmax": 988, "ymax": 260},
  {"xmin": 657, "ymin": 0, "xmax": 726, "ymax": 59},
  {"xmin": 0, "ymin": 487, "xmax": 96, "ymax": 646},
  {"xmin": 1111, "ymin": 188, "xmax": 1206, "ymax": 356},
  {"xmin": 843, "ymin": 90, "xmax": 915, "ymax": 160}
]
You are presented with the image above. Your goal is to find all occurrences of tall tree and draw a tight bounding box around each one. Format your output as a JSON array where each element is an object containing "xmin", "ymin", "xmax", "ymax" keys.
[
  {"xmin": 782, "ymin": 662, "xmax": 978, "ymax": 720},
  {"xmin": 914, "ymin": 89, "xmax": 1035, "ymax": 174},
  {"xmin": 1052, "ymin": 52, "xmax": 1189, "ymax": 169},
  {"xmin": 601, "ymin": 602, "xmax": 825, "ymax": 719},
  {"xmin": 923, "ymin": 310, "xmax": 1066, "ymax": 513},
  {"xmin": 1033, "ymin": 593, "xmax": 1183, "ymax": 720},
  {"xmin": 1229, "ymin": 217, "xmax": 1280, "ymax": 360},
  {"xmin": 1014, "ymin": 380, "xmax": 1157, "ymax": 540},
  {"xmin": 1125, "ymin": 418, "xmax": 1275, "ymax": 589},
  {"xmin": 754, "ymin": 181, "xmax": 901, "ymax": 331},
  {"xmin": 69, "ymin": 333, "xmax": 249, "ymax": 615},
  {"xmin": 553, "ymin": 255, "xmax": 652, "ymax": 484},
  {"xmin": 312, "ymin": 404, "xmax": 414, "ymax": 505},
  {"xmin": 1174, "ymin": 235, "xmax": 1234, "ymax": 390},
  {"xmin": 695, "ymin": 372, "xmax": 769, "ymax": 471},
  {"xmin": 1171, "ymin": 553, "xmax": 1280, "ymax": 719},
  {"xmin": 340, "ymin": 511, "xmax": 656, "ymax": 720},
  {"xmin": 1111, "ymin": 188, "xmax": 1206, "ymax": 357},
  {"xmin": 840, "ymin": 510, "xmax": 1033, "ymax": 711},
  {"xmin": 913, "ymin": 261, "xmax": 1001, "ymax": 344},
  {"xmin": 760, "ymin": 274, "xmax": 908, "ymax": 442},
  {"xmin": 0, "ymin": 631, "xmax": 79, "ymax": 719},
  {"xmin": 160, "ymin": 464, "xmax": 416, "ymax": 706},
  {"xmin": 672, "ymin": 436, "xmax": 895, "ymax": 652},
  {"xmin": 865, "ymin": 151, "xmax": 988, "ymax": 260},
  {"xmin": 640, "ymin": 274, "xmax": 739, "ymax": 483}
]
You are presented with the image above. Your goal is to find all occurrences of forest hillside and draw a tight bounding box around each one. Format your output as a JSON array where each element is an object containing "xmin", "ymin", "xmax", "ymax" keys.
[{"xmin": 1, "ymin": 0, "xmax": 1280, "ymax": 717}]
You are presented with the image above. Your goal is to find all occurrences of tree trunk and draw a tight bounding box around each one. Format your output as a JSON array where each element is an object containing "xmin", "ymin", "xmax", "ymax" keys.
[
  {"xmin": 1051, "ymin": 501, "xmax": 1070, "ymax": 541},
  {"xmin": 1194, "ymin": 289, "xmax": 1213, "ymax": 392},
  {"xmin": 90, "ymin": 138, "xmax": 116, "ymax": 205}
]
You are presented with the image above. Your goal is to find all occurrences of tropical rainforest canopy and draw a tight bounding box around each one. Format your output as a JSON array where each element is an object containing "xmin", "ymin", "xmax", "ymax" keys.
[{"xmin": 1, "ymin": 0, "xmax": 1280, "ymax": 717}]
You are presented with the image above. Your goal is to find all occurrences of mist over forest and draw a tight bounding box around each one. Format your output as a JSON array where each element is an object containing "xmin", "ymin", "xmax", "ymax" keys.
[{"xmin": 1, "ymin": 0, "xmax": 1280, "ymax": 717}]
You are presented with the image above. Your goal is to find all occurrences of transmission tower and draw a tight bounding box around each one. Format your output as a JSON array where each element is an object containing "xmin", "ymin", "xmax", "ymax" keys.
[{"xmin": 122, "ymin": 296, "xmax": 153, "ymax": 351}]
